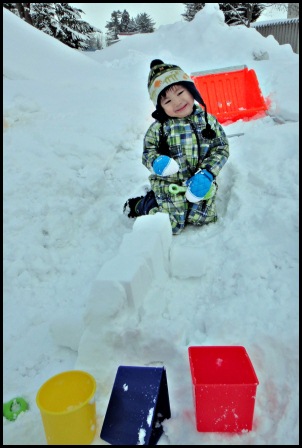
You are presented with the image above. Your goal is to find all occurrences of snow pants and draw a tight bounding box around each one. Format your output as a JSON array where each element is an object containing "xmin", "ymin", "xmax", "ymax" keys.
[{"xmin": 141, "ymin": 181, "xmax": 218, "ymax": 235}]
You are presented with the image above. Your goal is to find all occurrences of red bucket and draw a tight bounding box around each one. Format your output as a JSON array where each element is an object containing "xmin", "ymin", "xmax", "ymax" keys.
[{"xmin": 188, "ymin": 346, "xmax": 259, "ymax": 432}]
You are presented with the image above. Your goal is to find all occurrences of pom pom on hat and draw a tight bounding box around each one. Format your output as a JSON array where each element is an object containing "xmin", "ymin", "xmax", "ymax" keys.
[{"xmin": 150, "ymin": 59, "xmax": 164, "ymax": 69}]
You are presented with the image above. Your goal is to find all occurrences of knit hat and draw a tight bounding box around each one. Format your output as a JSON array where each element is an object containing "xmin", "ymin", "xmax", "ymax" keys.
[{"xmin": 148, "ymin": 59, "xmax": 216, "ymax": 139}]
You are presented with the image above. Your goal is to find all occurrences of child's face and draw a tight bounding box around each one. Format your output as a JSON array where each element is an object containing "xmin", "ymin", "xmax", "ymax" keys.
[{"xmin": 160, "ymin": 84, "xmax": 195, "ymax": 118}]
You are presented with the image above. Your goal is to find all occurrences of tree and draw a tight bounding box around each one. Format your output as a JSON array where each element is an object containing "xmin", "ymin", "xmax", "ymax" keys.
[
  {"xmin": 105, "ymin": 10, "xmax": 122, "ymax": 46},
  {"xmin": 134, "ymin": 13, "xmax": 156, "ymax": 33},
  {"xmin": 3, "ymin": 3, "xmax": 102, "ymax": 49},
  {"xmin": 182, "ymin": 3, "xmax": 286, "ymax": 27},
  {"xmin": 219, "ymin": 4, "xmax": 264, "ymax": 26},
  {"xmin": 182, "ymin": 3, "xmax": 205, "ymax": 22},
  {"xmin": 120, "ymin": 9, "xmax": 130, "ymax": 32},
  {"xmin": 262, "ymin": 3, "xmax": 299, "ymax": 18},
  {"xmin": 105, "ymin": 8, "xmax": 156, "ymax": 46},
  {"xmin": 54, "ymin": 3, "xmax": 98, "ymax": 49},
  {"xmin": 30, "ymin": 3, "xmax": 61, "ymax": 38},
  {"xmin": 127, "ymin": 17, "xmax": 138, "ymax": 32},
  {"xmin": 86, "ymin": 32, "xmax": 103, "ymax": 51},
  {"xmin": 3, "ymin": 3, "xmax": 18, "ymax": 13},
  {"xmin": 16, "ymin": 3, "xmax": 33, "ymax": 25}
]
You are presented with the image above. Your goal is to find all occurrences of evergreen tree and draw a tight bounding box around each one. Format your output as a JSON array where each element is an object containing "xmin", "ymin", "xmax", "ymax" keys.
[
  {"xmin": 120, "ymin": 9, "xmax": 130, "ymax": 32},
  {"xmin": 86, "ymin": 32, "xmax": 103, "ymax": 51},
  {"xmin": 220, "ymin": 3, "xmax": 264, "ymax": 26},
  {"xmin": 96, "ymin": 32, "xmax": 103, "ymax": 50},
  {"xmin": 104, "ymin": 8, "xmax": 156, "ymax": 45},
  {"xmin": 3, "ymin": 3, "xmax": 102, "ymax": 49},
  {"xmin": 16, "ymin": 3, "xmax": 33, "ymax": 25},
  {"xmin": 3, "ymin": 3, "xmax": 19, "ymax": 15},
  {"xmin": 182, "ymin": 3, "xmax": 265, "ymax": 26},
  {"xmin": 105, "ymin": 10, "xmax": 122, "ymax": 46},
  {"xmin": 182, "ymin": 3, "xmax": 205, "ymax": 22},
  {"xmin": 127, "ymin": 18, "xmax": 137, "ymax": 32},
  {"xmin": 134, "ymin": 12, "xmax": 156, "ymax": 33},
  {"xmin": 54, "ymin": 3, "xmax": 99, "ymax": 49},
  {"xmin": 30, "ymin": 3, "xmax": 60, "ymax": 38}
]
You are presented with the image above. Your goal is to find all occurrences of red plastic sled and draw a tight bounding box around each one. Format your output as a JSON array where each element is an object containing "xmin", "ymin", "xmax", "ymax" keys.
[{"xmin": 191, "ymin": 65, "xmax": 269, "ymax": 124}]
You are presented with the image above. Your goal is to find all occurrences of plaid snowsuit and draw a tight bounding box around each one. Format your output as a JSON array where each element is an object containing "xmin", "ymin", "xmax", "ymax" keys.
[{"xmin": 142, "ymin": 105, "xmax": 229, "ymax": 235}]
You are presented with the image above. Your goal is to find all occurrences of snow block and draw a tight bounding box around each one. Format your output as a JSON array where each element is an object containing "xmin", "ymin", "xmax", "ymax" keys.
[
  {"xmin": 96, "ymin": 254, "xmax": 153, "ymax": 308},
  {"xmin": 133, "ymin": 212, "xmax": 173, "ymax": 256},
  {"xmin": 49, "ymin": 311, "xmax": 85, "ymax": 351},
  {"xmin": 119, "ymin": 228, "xmax": 169, "ymax": 280},
  {"xmin": 76, "ymin": 213, "xmax": 173, "ymax": 377},
  {"xmin": 86, "ymin": 280, "xmax": 127, "ymax": 324},
  {"xmin": 100, "ymin": 366, "xmax": 171, "ymax": 445}
]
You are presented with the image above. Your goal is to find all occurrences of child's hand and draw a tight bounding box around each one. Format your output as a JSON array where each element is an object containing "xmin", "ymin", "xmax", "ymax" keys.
[
  {"xmin": 185, "ymin": 169, "xmax": 214, "ymax": 203},
  {"xmin": 152, "ymin": 155, "xmax": 179, "ymax": 176}
]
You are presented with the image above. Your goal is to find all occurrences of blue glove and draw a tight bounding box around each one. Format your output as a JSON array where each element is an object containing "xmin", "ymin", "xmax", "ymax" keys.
[
  {"xmin": 185, "ymin": 169, "xmax": 214, "ymax": 203},
  {"xmin": 152, "ymin": 155, "xmax": 179, "ymax": 176}
]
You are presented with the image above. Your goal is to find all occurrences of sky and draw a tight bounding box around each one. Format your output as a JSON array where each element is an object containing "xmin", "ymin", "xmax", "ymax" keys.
[
  {"xmin": 69, "ymin": 3, "xmax": 185, "ymax": 31},
  {"xmin": 69, "ymin": 3, "xmax": 287, "ymax": 33},
  {"xmin": 3, "ymin": 3, "xmax": 299, "ymax": 446}
]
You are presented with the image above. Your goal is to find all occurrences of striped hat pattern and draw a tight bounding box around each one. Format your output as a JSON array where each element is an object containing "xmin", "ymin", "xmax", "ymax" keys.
[{"xmin": 148, "ymin": 59, "xmax": 195, "ymax": 106}]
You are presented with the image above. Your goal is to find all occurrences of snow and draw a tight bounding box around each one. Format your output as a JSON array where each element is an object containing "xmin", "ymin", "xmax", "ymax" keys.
[
  {"xmin": 253, "ymin": 17, "xmax": 299, "ymax": 27},
  {"xmin": 3, "ymin": 3, "xmax": 299, "ymax": 445}
]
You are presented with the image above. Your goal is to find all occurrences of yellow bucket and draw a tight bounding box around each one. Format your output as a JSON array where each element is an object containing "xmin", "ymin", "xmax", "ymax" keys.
[{"xmin": 36, "ymin": 370, "xmax": 96, "ymax": 445}]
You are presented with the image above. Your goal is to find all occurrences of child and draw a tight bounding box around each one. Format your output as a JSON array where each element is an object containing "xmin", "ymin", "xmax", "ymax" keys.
[{"xmin": 124, "ymin": 59, "xmax": 229, "ymax": 235}]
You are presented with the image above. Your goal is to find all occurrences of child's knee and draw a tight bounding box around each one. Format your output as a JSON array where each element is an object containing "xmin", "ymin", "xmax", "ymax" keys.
[
  {"xmin": 172, "ymin": 224, "xmax": 185, "ymax": 235},
  {"xmin": 169, "ymin": 213, "xmax": 186, "ymax": 235},
  {"xmin": 187, "ymin": 200, "xmax": 217, "ymax": 225}
]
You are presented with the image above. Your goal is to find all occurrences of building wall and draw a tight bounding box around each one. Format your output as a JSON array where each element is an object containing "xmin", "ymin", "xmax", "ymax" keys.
[{"xmin": 252, "ymin": 18, "xmax": 299, "ymax": 54}]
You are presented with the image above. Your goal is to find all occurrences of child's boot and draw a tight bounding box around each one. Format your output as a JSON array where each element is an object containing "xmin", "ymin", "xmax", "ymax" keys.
[
  {"xmin": 123, "ymin": 196, "xmax": 144, "ymax": 218},
  {"xmin": 123, "ymin": 190, "xmax": 158, "ymax": 218}
]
